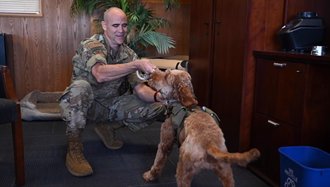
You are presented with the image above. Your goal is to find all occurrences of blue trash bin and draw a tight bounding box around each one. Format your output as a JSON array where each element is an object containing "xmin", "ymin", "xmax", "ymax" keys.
[{"xmin": 279, "ymin": 146, "xmax": 330, "ymax": 187}]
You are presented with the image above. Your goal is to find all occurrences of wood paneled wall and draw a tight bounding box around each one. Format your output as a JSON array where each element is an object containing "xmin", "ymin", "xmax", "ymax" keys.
[
  {"xmin": 0, "ymin": 0, "xmax": 190, "ymax": 99},
  {"xmin": 144, "ymin": 3, "xmax": 191, "ymax": 57},
  {"xmin": 0, "ymin": 0, "xmax": 90, "ymax": 99}
]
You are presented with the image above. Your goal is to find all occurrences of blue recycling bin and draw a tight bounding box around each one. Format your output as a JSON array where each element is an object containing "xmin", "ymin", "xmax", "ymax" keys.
[{"xmin": 279, "ymin": 146, "xmax": 330, "ymax": 187}]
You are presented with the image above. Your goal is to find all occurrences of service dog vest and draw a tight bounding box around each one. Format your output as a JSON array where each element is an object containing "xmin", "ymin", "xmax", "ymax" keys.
[{"xmin": 166, "ymin": 102, "xmax": 221, "ymax": 147}]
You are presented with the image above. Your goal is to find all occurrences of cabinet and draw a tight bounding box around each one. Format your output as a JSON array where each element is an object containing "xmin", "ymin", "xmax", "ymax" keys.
[
  {"xmin": 250, "ymin": 51, "xmax": 330, "ymax": 186},
  {"xmin": 188, "ymin": 0, "xmax": 285, "ymax": 152},
  {"xmin": 251, "ymin": 113, "xmax": 300, "ymax": 185},
  {"xmin": 210, "ymin": 0, "xmax": 248, "ymax": 152},
  {"xmin": 255, "ymin": 59, "xmax": 307, "ymax": 128},
  {"xmin": 188, "ymin": 0, "xmax": 330, "ymax": 185},
  {"xmin": 188, "ymin": 0, "xmax": 251, "ymax": 152},
  {"xmin": 188, "ymin": 0, "xmax": 214, "ymax": 107}
]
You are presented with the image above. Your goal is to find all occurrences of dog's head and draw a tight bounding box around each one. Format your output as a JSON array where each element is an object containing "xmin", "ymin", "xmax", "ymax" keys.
[{"xmin": 149, "ymin": 69, "xmax": 198, "ymax": 107}]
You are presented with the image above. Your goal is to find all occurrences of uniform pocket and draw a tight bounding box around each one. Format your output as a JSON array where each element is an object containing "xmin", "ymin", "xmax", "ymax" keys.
[{"xmin": 58, "ymin": 88, "xmax": 70, "ymax": 102}]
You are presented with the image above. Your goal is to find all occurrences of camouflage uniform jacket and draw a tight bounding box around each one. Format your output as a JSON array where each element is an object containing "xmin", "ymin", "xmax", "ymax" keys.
[{"xmin": 71, "ymin": 34, "xmax": 144, "ymax": 104}]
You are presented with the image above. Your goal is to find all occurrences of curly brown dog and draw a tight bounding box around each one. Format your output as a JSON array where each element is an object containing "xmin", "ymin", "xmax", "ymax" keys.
[{"xmin": 142, "ymin": 69, "xmax": 260, "ymax": 187}]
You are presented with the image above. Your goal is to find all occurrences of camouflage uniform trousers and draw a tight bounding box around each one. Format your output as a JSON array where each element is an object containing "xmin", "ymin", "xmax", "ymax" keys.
[{"xmin": 59, "ymin": 80, "xmax": 165, "ymax": 136}]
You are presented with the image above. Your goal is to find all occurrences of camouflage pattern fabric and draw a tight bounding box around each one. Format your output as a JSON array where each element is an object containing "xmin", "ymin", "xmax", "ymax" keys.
[
  {"xmin": 59, "ymin": 34, "xmax": 165, "ymax": 135},
  {"xmin": 71, "ymin": 34, "xmax": 143, "ymax": 103}
]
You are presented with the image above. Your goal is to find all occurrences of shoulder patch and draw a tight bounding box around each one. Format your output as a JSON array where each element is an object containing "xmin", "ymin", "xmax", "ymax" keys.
[
  {"xmin": 87, "ymin": 42, "xmax": 104, "ymax": 49},
  {"xmin": 95, "ymin": 50, "xmax": 104, "ymax": 55}
]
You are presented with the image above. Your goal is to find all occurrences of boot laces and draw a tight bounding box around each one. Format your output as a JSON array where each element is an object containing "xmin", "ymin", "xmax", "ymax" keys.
[{"xmin": 69, "ymin": 137, "xmax": 87, "ymax": 163}]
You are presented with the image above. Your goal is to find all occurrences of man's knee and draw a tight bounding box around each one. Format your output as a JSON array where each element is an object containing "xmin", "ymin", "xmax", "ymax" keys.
[
  {"xmin": 138, "ymin": 102, "xmax": 166, "ymax": 121},
  {"xmin": 60, "ymin": 80, "xmax": 93, "ymax": 102},
  {"xmin": 152, "ymin": 102, "xmax": 166, "ymax": 115},
  {"xmin": 68, "ymin": 80, "xmax": 93, "ymax": 97},
  {"xmin": 59, "ymin": 80, "xmax": 94, "ymax": 123},
  {"xmin": 153, "ymin": 103, "xmax": 166, "ymax": 121}
]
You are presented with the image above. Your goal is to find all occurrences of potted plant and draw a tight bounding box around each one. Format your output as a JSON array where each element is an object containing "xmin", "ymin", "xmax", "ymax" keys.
[{"xmin": 69, "ymin": 0, "xmax": 180, "ymax": 57}]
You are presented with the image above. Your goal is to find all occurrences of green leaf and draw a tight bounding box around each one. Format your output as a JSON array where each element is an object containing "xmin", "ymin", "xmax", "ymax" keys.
[
  {"xmin": 67, "ymin": 0, "xmax": 179, "ymax": 56},
  {"xmin": 129, "ymin": 25, "xmax": 176, "ymax": 54}
]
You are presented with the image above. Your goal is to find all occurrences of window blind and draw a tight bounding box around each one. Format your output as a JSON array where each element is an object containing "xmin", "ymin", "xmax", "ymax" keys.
[{"xmin": 0, "ymin": 0, "xmax": 40, "ymax": 14}]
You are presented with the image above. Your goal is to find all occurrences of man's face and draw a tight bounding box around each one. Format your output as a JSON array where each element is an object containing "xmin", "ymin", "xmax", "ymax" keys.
[{"xmin": 102, "ymin": 12, "xmax": 128, "ymax": 50}]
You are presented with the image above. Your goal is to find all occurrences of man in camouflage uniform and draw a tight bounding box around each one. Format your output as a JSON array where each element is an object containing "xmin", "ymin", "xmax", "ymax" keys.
[{"xmin": 59, "ymin": 7, "xmax": 166, "ymax": 177}]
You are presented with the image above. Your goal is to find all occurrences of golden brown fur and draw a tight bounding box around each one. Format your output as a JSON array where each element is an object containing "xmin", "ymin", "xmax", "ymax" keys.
[{"xmin": 143, "ymin": 69, "xmax": 260, "ymax": 187}]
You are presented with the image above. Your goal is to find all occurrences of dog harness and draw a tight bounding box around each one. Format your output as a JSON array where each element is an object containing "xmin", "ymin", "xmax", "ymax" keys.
[{"xmin": 166, "ymin": 101, "xmax": 221, "ymax": 147}]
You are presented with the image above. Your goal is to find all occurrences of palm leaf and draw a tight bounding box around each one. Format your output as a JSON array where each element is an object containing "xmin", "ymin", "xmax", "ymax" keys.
[
  {"xmin": 67, "ymin": 0, "xmax": 179, "ymax": 56},
  {"xmin": 143, "ymin": 31, "xmax": 176, "ymax": 54},
  {"xmin": 163, "ymin": 0, "xmax": 180, "ymax": 11},
  {"xmin": 129, "ymin": 25, "xmax": 175, "ymax": 55}
]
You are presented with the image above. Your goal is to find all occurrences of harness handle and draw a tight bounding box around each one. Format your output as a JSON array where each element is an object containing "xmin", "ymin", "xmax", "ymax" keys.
[{"xmin": 202, "ymin": 106, "xmax": 221, "ymax": 125}]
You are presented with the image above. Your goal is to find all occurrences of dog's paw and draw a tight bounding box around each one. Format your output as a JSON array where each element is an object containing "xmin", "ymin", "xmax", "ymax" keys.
[{"xmin": 142, "ymin": 171, "xmax": 158, "ymax": 182}]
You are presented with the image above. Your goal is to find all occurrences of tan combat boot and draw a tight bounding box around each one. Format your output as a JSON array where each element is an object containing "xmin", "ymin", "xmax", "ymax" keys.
[
  {"xmin": 94, "ymin": 122, "xmax": 125, "ymax": 149},
  {"xmin": 66, "ymin": 135, "xmax": 93, "ymax": 177}
]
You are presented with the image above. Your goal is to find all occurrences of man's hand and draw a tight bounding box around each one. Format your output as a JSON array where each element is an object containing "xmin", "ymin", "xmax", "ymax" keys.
[
  {"xmin": 134, "ymin": 83, "xmax": 166, "ymax": 103},
  {"xmin": 134, "ymin": 59, "xmax": 157, "ymax": 74},
  {"xmin": 91, "ymin": 59, "xmax": 157, "ymax": 83},
  {"xmin": 155, "ymin": 91, "xmax": 167, "ymax": 104}
]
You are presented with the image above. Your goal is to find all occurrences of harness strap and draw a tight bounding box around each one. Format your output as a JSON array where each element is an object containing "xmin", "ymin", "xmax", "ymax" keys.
[{"xmin": 170, "ymin": 105, "xmax": 187, "ymax": 147}]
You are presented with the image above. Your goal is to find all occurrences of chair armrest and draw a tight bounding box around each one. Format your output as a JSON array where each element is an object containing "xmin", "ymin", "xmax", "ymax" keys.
[{"xmin": 1, "ymin": 66, "xmax": 19, "ymax": 103}]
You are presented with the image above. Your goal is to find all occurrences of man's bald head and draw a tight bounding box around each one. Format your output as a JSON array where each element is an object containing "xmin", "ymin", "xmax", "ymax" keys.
[
  {"xmin": 104, "ymin": 7, "xmax": 126, "ymax": 24},
  {"xmin": 101, "ymin": 7, "xmax": 128, "ymax": 51}
]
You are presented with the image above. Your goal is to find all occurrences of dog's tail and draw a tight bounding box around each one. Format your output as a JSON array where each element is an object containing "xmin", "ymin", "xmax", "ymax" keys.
[{"xmin": 206, "ymin": 144, "xmax": 260, "ymax": 167}]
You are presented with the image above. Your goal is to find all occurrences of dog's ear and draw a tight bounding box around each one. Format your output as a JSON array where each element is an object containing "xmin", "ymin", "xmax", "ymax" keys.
[
  {"xmin": 178, "ymin": 85, "xmax": 198, "ymax": 107},
  {"xmin": 176, "ymin": 71, "xmax": 198, "ymax": 107},
  {"xmin": 164, "ymin": 69, "xmax": 175, "ymax": 85},
  {"xmin": 164, "ymin": 69, "xmax": 198, "ymax": 107}
]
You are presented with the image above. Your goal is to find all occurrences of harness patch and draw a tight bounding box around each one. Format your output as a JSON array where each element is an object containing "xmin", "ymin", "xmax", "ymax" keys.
[{"xmin": 171, "ymin": 105, "xmax": 187, "ymax": 127}]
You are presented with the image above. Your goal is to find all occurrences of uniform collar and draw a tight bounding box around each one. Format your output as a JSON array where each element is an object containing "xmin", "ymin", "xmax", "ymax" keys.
[{"xmin": 101, "ymin": 34, "xmax": 126, "ymax": 62}]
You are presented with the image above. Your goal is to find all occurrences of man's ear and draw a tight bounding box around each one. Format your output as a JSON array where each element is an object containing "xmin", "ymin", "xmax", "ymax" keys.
[{"xmin": 101, "ymin": 21, "xmax": 107, "ymax": 30}]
